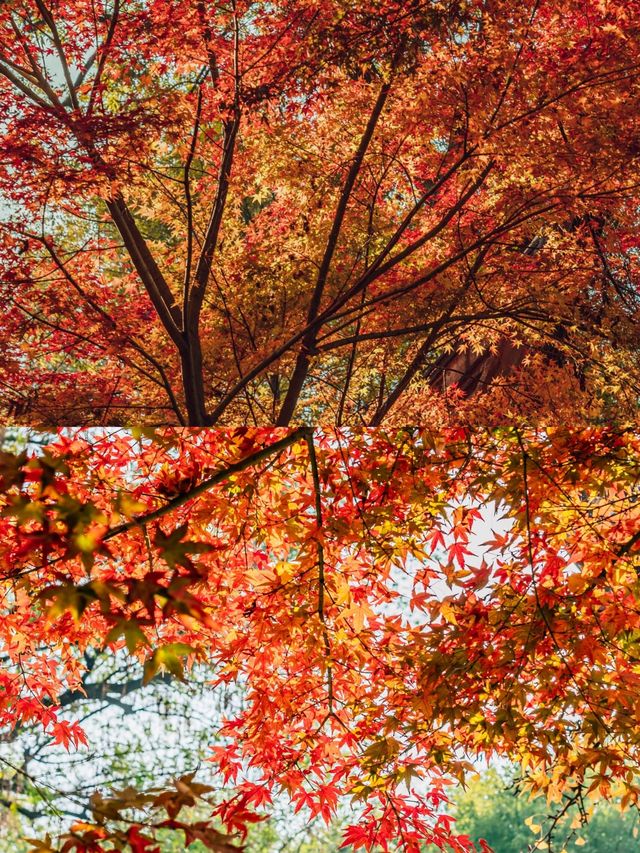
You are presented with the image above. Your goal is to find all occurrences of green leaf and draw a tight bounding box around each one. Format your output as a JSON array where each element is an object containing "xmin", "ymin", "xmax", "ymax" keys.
[
  {"xmin": 154, "ymin": 523, "xmax": 214, "ymax": 570},
  {"xmin": 143, "ymin": 643, "xmax": 196, "ymax": 684},
  {"xmin": 104, "ymin": 619, "xmax": 150, "ymax": 653}
]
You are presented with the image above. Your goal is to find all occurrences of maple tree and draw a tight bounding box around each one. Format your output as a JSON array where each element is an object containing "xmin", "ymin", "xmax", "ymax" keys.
[
  {"xmin": 1, "ymin": 0, "xmax": 640, "ymax": 425},
  {"xmin": 1, "ymin": 425, "xmax": 640, "ymax": 851}
]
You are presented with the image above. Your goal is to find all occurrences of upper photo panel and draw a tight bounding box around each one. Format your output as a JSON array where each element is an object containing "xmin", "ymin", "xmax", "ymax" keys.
[{"xmin": 1, "ymin": 0, "xmax": 639, "ymax": 427}]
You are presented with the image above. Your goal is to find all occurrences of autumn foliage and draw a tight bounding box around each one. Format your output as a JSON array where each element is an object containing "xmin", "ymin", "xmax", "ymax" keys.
[
  {"xmin": 2, "ymin": 426, "xmax": 640, "ymax": 850},
  {"xmin": 3, "ymin": 0, "xmax": 640, "ymax": 850},
  {"xmin": 1, "ymin": 0, "xmax": 640, "ymax": 424}
]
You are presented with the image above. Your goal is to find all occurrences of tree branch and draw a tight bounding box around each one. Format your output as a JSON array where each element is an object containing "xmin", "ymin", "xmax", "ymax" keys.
[
  {"xmin": 276, "ymin": 74, "xmax": 396, "ymax": 425},
  {"xmin": 304, "ymin": 429, "xmax": 333, "ymax": 715},
  {"xmin": 104, "ymin": 427, "xmax": 308, "ymax": 540}
]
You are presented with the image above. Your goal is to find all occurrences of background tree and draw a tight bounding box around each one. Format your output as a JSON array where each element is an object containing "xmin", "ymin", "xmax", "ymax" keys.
[
  {"xmin": 1, "ymin": 0, "xmax": 640, "ymax": 425},
  {"xmin": 451, "ymin": 766, "xmax": 640, "ymax": 853},
  {"xmin": 0, "ymin": 649, "xmax": 213, "ymax": 829}
]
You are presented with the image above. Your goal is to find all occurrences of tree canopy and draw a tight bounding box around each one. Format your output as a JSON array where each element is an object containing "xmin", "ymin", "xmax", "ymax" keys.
[
  {"xmin": 2, "ymin": 425, "xmax": 640, "ymax": 851},
  {"xmin": 1, "ymin": 0, "xmax": 639, "ymax": 425},
  {"xmin": 3, "ymin": 1, "xmax": 640, "ymax": 849}
]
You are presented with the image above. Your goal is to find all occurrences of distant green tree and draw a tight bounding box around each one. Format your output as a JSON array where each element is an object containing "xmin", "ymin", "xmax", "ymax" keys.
[{"xmin": 453, "ymin": 766, "xmax": 640, "ymax": 853}]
